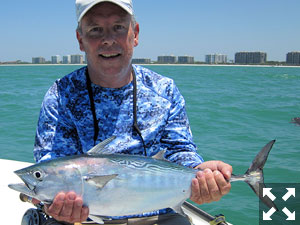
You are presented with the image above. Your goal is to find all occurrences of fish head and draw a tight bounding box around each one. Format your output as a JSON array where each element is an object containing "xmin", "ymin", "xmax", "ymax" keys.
[{"xmin": 8, "ymin": 161, "xmax": 75, "ymax": 203}]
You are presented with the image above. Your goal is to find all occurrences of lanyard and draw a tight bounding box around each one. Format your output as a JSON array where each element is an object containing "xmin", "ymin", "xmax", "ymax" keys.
[{"xmin": 85, "ymin": 68, "xmax": 147, "ymax": 156}]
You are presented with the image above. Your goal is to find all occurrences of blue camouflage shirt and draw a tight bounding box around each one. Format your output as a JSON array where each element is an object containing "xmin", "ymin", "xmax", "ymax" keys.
[{"xmin": 34, "ymin": 64, "xmax": 204, "ymax": 218}]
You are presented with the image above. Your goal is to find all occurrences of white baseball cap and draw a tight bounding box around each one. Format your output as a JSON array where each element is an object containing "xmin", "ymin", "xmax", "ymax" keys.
[{"xmin": 76, "ymin": 0, "xmax": 133, "ymax": 22}]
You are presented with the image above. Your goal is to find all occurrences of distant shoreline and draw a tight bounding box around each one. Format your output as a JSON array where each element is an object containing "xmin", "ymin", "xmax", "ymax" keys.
[
  {"xmin": 0, "ymin": 64, "xmax": 87, "ymax": 67},
  {"xmin": 1, "ymin": 63, "xmax": 299, "ymax": 68},
  {"xmin": 143, "ymin": 64, "xmax": 300, "ymax": 68}
]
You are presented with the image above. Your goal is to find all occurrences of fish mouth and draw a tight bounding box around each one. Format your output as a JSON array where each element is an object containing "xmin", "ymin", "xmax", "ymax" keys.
[
  {"xmin": 12, "ymin": 170, "xmax": 37, "ymax": 194},
  {"xmin": 24, "ymin": 181, "xmax": 36, "ymax": 192},
  {"xmin": 8, "ymin": 183, "xmax": 51, "ymax": 204},
  {"xmin": 8, "ymin": 183, "xmax": 35, "ymax": 197}
]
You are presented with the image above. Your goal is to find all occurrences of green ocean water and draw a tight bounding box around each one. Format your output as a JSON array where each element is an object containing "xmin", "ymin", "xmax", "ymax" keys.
[{"xmin": 0, "ymin": 65, "xmax": 299, "ymax": 224}]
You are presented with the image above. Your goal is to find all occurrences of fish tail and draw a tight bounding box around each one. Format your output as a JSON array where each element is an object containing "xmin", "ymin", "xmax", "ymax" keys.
[{"xmin": 243, "ymin": 140, "xmax": 278, "ymax": 211}]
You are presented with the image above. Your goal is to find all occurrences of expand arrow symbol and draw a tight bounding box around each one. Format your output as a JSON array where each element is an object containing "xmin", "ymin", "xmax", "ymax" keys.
[
  {"xmin": 282, "ymin": 188, "xmax": 295, "ymax": 201},
  {"xmin": 282, "ymin": 207, "xmax": 296, "ymax": 220},
  {"xmin": 263, "ymin": 188, "xmax": 276, "ymax": 201},
  {"xmin": 263, "ymin": 207, "xmax": 277, "ymax": 220}
]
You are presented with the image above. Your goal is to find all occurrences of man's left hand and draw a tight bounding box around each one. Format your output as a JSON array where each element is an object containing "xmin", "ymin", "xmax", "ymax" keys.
[{"xmin": 190, "ymin": 160, "xmax": 232, "ymax": 205}]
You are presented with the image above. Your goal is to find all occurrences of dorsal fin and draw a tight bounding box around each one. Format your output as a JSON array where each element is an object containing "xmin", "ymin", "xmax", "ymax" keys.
[
  {"xmin": 87, "ymin": 136, "xmax": 116, "ymax": 155},
  {"xmin": 152, "ymin": 150, "xmax": 166, "ymax": 160}
]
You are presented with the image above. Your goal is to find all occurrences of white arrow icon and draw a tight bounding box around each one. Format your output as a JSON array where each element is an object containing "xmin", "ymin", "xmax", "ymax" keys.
[
  {"xmin": 282, "ymin": 207, "xmax": 296, "ymax": 220},
  {"xmin": 263, "ymin": 188, "xmax": 276, "ymax": 201},
  {"xmin": 282, "ymin": 188, "xmax": 296, "ymax": 201},
  {"xmin": 263, "ymin": 207, "xmax": 277, "ymax": 220}
]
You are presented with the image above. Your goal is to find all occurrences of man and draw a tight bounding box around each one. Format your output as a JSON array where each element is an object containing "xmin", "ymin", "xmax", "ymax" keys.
[{"xmin": 33, "ymin": 0, "xmax": 232, "ymax": 224}]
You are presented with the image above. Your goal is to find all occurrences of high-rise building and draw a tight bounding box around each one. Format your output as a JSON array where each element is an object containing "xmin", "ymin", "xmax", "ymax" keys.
[
  {"xmin": 157, "ymin": 56, "xmax": 177, "ymax": 64},
  {"xmin": 205, "ymin": 54, "xmax": 227, "ymax": 64},
  {"xmin": 178, "ymin": 56, "xmax": 194, "ymax": 64},
  {"xmin": 51, "ymin": 55, "xmax": 60, "ymax": 64},
  {"xmin": 286, "ymin": 52, "xmax": 300, "ymax": 65},
  {"xmin": 32, "ymin": 57, "xmax": 45, "ymax": 64},
  {"xmin": 62, "ymin": 55, "xmax": 71, "ymax": 64},
  {"xmin": 132, "ymin": 58, "xmax": 151, "ymax": 64},
  {"xmin": 235, "ymin": 52, "xmax": 267, "ymax": 64},
  {"xmin": 71, "ymin": 54, "xmax": 84, "ymax": 64}
]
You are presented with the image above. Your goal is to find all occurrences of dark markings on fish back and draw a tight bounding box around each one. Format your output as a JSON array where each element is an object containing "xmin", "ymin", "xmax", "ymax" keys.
[{"xmin": 24, "ymin": 153, "xmax": 196, "ymax": 175}]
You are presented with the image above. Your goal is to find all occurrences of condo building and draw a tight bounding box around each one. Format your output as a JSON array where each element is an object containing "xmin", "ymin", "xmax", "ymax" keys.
[
  {"xmin": 132, "ymin": 58, "xmax": 151, "ymax": 64},
  {"xmin": 62, "ymin": 55, "xmax": 71, "ymax": 64},
  {"xmin": 178, "ymin": 56, "xmax": 194, "ymax": 64},
  {"xmin": 235, "ymin": 52, "xmax": 267, "ymax": 64},
  {"xmin": 71, "ymin": 54, "xmax": 84, "ymax": 64},
  {"xmin": 205, "ymin": 54, "xmax": 227, "ymax": 64},
  {"xmin": 32, "ymin": 57, "xmax": 45, "ymax": 64},
  {"xmin": 286, "ymin": 52, "xmax": 300, "ymax": 65},
  {"xmin": 157, "ymin": 55, "xmax": 177, "ymax": 64},
  {"xmin": 51, "ymin": 55, "xmax": 60, "ymax": 64}
]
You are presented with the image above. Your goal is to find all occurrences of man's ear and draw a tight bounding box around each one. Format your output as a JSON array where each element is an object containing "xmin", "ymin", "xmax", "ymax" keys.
[
  {"xmin": 76, "ymin": 30, "xmax": 85, "ymax": 52},
  {"xmin": 134, "ymin": 23, "xmax": 139, "ymax": 47}
]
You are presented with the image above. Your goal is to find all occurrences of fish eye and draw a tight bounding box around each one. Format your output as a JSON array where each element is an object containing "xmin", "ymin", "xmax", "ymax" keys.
[{"xmin": 33, "ymin": 171, "xmax": 43, "ymax": 181}]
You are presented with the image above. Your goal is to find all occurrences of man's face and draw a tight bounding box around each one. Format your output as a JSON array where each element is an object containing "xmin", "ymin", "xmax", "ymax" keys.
[{"xmin": 77, "ymin": 2, "xmax": 139, "ymax": 77}]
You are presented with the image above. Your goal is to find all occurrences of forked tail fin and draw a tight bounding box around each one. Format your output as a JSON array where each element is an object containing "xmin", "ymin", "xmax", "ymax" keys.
[{"xmin": 244, "ymin": 140, "xmax": 278, "ymax": 211}]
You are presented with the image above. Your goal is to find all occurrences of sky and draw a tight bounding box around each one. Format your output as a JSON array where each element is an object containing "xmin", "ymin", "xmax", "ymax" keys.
[{"xmin": 1, "ymin": 0, "xmax": 299, "ymax": 62}]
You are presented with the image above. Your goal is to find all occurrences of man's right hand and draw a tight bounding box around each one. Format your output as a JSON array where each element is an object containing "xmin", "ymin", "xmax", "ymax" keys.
[{"xmin": 42, "ymin": 192, "xmax": 89, "ymax": 224}]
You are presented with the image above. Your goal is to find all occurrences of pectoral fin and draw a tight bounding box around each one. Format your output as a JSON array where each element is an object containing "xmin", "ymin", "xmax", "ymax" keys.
[{"xmin": 84, "ymin": 174, "xmax": 118, "ymax": 189}]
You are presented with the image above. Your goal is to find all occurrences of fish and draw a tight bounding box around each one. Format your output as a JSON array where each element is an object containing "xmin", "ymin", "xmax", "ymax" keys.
[{"xmin": 8, "ymin": 137, "xmax": 277, "ymax": 224}]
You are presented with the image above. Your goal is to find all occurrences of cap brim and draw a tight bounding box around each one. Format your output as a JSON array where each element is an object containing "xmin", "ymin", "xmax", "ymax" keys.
[{"xmin": 78, "ymin": 0, "xmax": 133, "ymax": 22}]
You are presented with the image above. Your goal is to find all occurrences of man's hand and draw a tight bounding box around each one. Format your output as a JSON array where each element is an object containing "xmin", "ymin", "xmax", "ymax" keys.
[
  {"xmin": 43, "ymin": 192, "xmax": 89, "ymax": 224},
  {"xmin": 190, "ymin": 160, "xmax": 232, "ymax": 205}
]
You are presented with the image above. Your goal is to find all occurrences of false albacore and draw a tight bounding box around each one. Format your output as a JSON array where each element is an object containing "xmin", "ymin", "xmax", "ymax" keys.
[{"xmin": 9, "ymin": 137, "xmax": 277, "ymax": 224}]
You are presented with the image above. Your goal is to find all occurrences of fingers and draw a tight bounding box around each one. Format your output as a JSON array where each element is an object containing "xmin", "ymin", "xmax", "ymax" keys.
[
  {"xmin": 197, "ymin": 171, "xmax": 210, "ymax": 203},
  {"xmin": 72, "ymin": 197, "xmax": 89, "ymax": 223},
  {"xmin": 44, "ymin": 192, "xmax": 65, "ymax": 217},
  {"xmin": 190, "ymin": 170, "xmax": 211, "ymax": 204},
  {"xmin": 44, "ymin": 192, "xmax": 89, "ymax": 223},
  {"xmin": 214, "ymin": 170, "xmax": 231, "ymax": 195},
  {"xmin": 205, "ymin": 169, "xmax": 222, "ymax": 202},
  {"xmin": 61, "ymin": 192, "xmax": 76, "ymax": 217},
  {"xmin": 199, "ymin": 169, "xmax": 222, "ymax": 203},
  {"xmin": 80, "ymin": 206, "xmax": 90, "ymax": 223},
  {"xmin": 216, "ymin": 162, "xmax": 232, "ymax": 181},
  {"xmin": 190, "ymin": 167, "xmax": 232, "ymax": 205},
  {"xmin": 190, "ymin": 176, "xmax": 203, "ymax": 204}
]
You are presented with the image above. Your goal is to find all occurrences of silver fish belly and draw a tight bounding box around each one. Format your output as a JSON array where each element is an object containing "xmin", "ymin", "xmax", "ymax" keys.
[{"xmin": 9, "ymin": 153, "xmax": 196, "ymax": 217}]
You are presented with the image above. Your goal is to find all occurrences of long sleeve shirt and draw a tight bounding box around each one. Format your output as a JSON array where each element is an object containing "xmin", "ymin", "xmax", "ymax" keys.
[{"xmin": 33, "ymin": 64, "xmax": 204, "ymax": 218}]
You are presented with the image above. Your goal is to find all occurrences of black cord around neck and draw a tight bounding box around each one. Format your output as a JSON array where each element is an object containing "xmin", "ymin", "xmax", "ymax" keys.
[
  {"xmin": 132, "ymin": 69, "xmax": 147, "ymax": 156},
  {"xmin": 86, "ymin": 69, "xmax": 99, "ymax": 144},
  {"xmin": 85, "ymin": 68, "xmax": 147, "ymax": 156}
]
